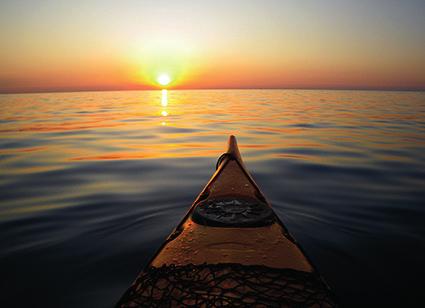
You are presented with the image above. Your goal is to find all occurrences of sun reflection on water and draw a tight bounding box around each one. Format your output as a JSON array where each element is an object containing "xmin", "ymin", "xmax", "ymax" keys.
[
  {"xmin": 1, "ymin": 90, "xmax": 423, "ymax": 163},
  {"xmin": 160, "ymin": 89, "xmax": 168, "ymax": 125},
  {"xmin": 161, "ymin": 89, "xmax": 168, "ymax": 107}
]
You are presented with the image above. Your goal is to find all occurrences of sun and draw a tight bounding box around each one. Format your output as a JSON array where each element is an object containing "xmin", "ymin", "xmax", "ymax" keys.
[{"xmin": 157, "ymin": 74, "xmax": 171, "ymax": 86}]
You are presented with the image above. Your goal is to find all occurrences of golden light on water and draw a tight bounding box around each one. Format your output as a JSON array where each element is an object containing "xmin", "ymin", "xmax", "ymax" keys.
[
  {"xmin": 161, "ymin": 89, "xmax": 168, "ymax": 106},
  {"xmin": 160, "ymin": 89, "xmax": 169, "ymax": 125}
]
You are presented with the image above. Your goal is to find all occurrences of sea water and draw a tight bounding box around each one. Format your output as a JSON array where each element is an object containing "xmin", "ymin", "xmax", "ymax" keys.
[{"xmin": 1, "ymin": 89, "xmax": 424, "ymax": 307}]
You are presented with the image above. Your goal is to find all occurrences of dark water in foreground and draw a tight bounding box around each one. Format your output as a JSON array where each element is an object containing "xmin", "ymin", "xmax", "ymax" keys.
[{"xmin": 0, "ymin": 89, "xmax": 424, "ymax": 307}]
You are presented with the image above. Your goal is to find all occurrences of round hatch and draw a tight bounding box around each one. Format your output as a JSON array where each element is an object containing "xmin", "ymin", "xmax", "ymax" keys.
[{"xmin": 192, "ymin": 197, "xmax": 274, "ymax": 227}]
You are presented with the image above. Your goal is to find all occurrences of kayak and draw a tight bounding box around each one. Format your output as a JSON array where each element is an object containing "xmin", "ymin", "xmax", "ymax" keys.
[{"xmin": 116, "ymin": 136, "xmax": 336, "ymax": 307}]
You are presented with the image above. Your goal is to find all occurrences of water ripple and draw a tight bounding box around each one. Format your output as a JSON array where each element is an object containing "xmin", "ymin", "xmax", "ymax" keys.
[{"xmin": 0, "ymin": 89, "xmax": 424, "ymax": 307}]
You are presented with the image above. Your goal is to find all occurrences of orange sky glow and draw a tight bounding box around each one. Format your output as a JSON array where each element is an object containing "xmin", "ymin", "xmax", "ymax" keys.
[{"xmin": 1, "ymin": 0, "xmax": 425, "ymax": 93}]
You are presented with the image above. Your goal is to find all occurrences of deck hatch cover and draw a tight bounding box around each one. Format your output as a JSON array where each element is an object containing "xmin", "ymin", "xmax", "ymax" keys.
[{"xmin": 192, "ymin": 197, "xmax": 274, "ymax": 227}]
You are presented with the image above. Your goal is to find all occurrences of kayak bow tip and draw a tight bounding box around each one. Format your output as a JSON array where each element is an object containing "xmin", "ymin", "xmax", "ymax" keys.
[{"xmin": 226, "ymin": 135, "xmax": 242, "ymax": 163}]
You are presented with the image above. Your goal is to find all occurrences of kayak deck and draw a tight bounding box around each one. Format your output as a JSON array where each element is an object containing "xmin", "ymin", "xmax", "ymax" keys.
[{"xmin": 116, "ymin": 136, "xmax": 335, "ymax": 307}]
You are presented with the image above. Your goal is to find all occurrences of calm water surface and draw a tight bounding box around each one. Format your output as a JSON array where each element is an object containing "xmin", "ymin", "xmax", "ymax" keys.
[{"xmin": 0, "ymin": 89, "xmax": 424, "ymax": 307}]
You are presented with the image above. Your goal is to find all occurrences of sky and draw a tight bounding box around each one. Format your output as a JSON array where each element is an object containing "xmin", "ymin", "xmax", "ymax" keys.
[{"xmin": 1, "ymin": 0, "xmax": 425, "ymax": 93}]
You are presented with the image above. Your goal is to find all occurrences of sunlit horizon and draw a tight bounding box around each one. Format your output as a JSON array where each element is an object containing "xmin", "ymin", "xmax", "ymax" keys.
[{"xmin": 1, "ymin": 0, "xmax": 425, "ymax": 94}]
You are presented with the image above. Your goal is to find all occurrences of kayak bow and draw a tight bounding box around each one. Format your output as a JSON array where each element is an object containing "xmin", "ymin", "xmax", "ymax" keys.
[{"xmin": 116, "ymin": 136, "xmax": 336, "ymax": 307}]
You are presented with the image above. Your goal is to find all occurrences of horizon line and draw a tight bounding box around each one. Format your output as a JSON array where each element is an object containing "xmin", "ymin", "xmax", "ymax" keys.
[{"xmin": 1, "ymin": 85, "xmax": 425, "ymax": 95}]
